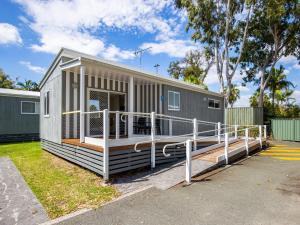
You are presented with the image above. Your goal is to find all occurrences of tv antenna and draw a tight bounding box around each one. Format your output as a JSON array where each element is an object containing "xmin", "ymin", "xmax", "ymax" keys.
[
  {"xmin": 154, "ymin": 64, "xmax": 160, "ymax": 74},
  {"xmin": 134, "ymin": 47, "xmax": 152, "ymax": 67}
]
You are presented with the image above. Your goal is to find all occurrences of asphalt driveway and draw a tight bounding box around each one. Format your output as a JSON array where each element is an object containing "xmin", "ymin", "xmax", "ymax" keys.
[{"xmin": 58, "ymin": 141, "xmax": 300, "ymax": 225}]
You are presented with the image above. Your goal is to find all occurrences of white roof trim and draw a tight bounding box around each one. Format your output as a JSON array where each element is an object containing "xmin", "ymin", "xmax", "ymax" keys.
[
  {"xmin": 41, "ymin": 47, "xmax": 224, "ymax": 98},
  {"xmin": 0, "ymin": 88, "xmax": 40, "ymax": 98}
]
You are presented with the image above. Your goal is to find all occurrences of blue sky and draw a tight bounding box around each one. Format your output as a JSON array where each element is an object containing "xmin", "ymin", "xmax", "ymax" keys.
[{"xmin": 0, "ymin": 0, "xmax": 299, "ymax": 106}]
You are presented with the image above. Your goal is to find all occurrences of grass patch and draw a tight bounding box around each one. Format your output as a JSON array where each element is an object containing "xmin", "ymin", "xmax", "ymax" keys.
[{"xmin": 0, "ymin": 141, "xmax": 118, "ymax": 219}]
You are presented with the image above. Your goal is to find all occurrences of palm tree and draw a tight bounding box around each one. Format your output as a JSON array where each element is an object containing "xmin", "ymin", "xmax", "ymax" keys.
[
  {"xmin": 265, "ymin": 66, "xmax": 295, "ymax": 114},
  {"xmin": 17, "ymin": 80, "xmax": 39, "ymax": 91},
  {"xmin": 225, "ymin": 84, "xmax": 240, "ymax": 108}
]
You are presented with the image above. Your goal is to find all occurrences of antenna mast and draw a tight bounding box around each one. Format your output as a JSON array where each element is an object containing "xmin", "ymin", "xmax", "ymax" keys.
[
  {"xmin": 134, "ymin": 47, "xmax": 152, "ymax": 67},
  {"xmin": 154, "ymin": 64, "xmax": 160, "ymax": 74}
]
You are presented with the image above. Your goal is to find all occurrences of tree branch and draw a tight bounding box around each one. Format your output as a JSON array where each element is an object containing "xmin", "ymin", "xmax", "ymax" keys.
[{"xmin": 230, "ymin": 4, "xmax": 252, "ymax": 78}]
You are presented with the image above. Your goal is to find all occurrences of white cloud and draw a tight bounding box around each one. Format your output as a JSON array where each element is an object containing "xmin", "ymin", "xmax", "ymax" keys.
[
  {"xmin": 19, "ymin": 61, "xmax": 46, "ymax": 74},
  {"xmin": 292, "ymin": 90, "xmax": 300, "ymax": 104},
  {"xmin": 140, "ymin": 39, "xmax": 197, "ymax": 58},
  {"xmin": 292, "ymin": 64, "xmax": 300, "ymax": 70},
  {"xmin": 237, "ymin": 85, "xmax": 250, "ymax": 92},
  {"xmin": 278, "ymin": 55, "xmax": 297, "ymax": 64},
  {"xmin": 101, "ymin": 45, "xmax": 135, "ymax": 61},
  {"xmin": 234, "ymin": 94, "xmax": 251, "ymax": 107},
  {"xmin": 0, "ymin": 23, "xmax": 22, "ymax": 45},
  {"xmin": 205, "ymin": 65, "xmax": 219, "ymax": 85},
  {"xmin": 15, "ymin": 0, "xmax": 183, "ymax": 60}
]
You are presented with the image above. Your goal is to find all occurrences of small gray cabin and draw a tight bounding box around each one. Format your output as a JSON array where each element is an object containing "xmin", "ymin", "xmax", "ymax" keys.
[
  {"xmin": 40, "ymin": 48, "xmax": 225, "ymax": 180},
  {"xmin": 0, "ymin": 88, "xmax": 40, "ymax": 142}
]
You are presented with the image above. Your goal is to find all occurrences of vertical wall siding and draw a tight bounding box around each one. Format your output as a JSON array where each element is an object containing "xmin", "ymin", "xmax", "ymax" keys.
[
  {"xmin": 62, "ymin": 71, "xmax": 129, "ymax": 138},
  {"xmin": 0, "ymin": 96, "xmax": 39, "ymax": 135},
  {"xmin": 225, "ymin": 107, "xmax": 263, "ymax": 125},
  {"xmin": 40, "ymin": 66, "xmax": 62, "ymax": 143},
  {"xmin": 271, "ymin": 119, "xmax": 300, "ymax": 141}
]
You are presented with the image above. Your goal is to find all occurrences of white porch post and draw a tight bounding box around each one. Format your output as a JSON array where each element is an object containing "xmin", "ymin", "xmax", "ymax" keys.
[
  {"xmin": 151, "ymin": 112, "xmax": 156, "ymax": 169},
  {"xmin": 80, "ymin": 65, "xmax": 85, "ymax": 143},
  {"xmin": 128, "ymin": 76, "xmax": 134, "ymax": 137},
  {"xmin": 103, "ymin": 109, "xmax": 109, "ymax": 181},
  {"xmin": 115, "ymin": 111, "xmax": 120, "ymax": 140}
]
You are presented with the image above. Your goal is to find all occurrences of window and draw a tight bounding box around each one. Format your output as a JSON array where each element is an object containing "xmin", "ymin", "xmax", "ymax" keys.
[
  {"xmin": 21, "ymin": 101, "xmax": 40, "ymax": 114},
  {"xmin": 168, "ymin": 91, "xmax": 180, "ymax": 111},
  {"xmin": 44, "ymin": 91, "xmax": 50, "ymax": 116},
  {"xmin": 208, "ymin": 99, "xmax": 220, "ymax": 109}
]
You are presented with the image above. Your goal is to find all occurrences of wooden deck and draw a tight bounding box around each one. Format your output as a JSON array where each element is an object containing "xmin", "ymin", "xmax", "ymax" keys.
[
  {"xmin": 62, "ymin": 139, "xmax": 104, "ymax": 152},
  {"xmin": 195, "ymin": 139, "xmax": 263, "ymax": 162},
  {"xmin": 62, "ymin": 138, "xmax": 156, "ymax": 152}
]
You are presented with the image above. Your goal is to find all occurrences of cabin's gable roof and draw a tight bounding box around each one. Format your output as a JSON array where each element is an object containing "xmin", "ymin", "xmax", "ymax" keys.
[{"xmin": 39, "ymin": 48, "xmax": 224, "ymax": 98}]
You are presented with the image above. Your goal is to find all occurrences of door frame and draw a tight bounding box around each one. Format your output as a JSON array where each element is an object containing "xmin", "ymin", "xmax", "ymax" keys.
[{"xmin": 87, "ymin": 88, "xmax": 127, "ymax": 137}]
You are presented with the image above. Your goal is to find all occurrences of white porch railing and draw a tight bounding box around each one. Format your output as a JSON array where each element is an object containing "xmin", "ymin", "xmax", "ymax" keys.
[{"xmin": 62, "ymin": 109, "xmax": 266, "ymax": 181}]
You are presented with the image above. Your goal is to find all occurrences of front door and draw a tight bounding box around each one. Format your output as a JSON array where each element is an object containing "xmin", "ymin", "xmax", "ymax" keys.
[
  {"xmin": 109, "ymin": 93, "xmax": 126, "ymax": 136},
  {"xmin": 88, "ymin": 90, "xmax": 108, "ymax": 137}
]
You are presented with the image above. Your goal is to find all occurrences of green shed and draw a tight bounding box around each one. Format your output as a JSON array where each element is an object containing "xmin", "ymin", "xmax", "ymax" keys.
[{"xmin": 0, "ymin": 88, "xmax": 40, "ymax": 142}]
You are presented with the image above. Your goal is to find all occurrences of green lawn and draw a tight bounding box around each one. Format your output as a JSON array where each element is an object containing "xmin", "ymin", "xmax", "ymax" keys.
[{"xmin": 0, "ymin": 141, "xmax": 118, "ymax": 219}]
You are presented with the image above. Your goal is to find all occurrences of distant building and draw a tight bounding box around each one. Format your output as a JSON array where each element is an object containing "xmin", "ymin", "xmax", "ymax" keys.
[{"xmin": 0, "ymin": 88, "xmax": 40, "ymax": 143}]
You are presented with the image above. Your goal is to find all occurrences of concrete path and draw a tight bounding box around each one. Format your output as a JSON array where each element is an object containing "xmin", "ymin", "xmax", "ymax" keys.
[
  {"xmin": 58, "ymin": 141, "xmax": 300, "ymax": 225},
  {"xmin": 113, "ymin": 159, "xmax": 216, "ymax": 193},
  {"xmin": 0, "ymin": 157, "xmax": 48, "ymax": 225}
]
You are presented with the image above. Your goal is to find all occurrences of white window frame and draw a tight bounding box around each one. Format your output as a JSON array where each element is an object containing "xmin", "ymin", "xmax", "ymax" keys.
[
  {"xmin": 21, "ymin": 101, "xmax": 40, "ymax": 115},
  {"xmin": 168, "ymin": 90, "xmax": 180, "ymax": 111},
  {"xmin": 208, "ymin": 98, "xmax": 221, "ymax": 109},
  {"xmin": 44, "ymin": 91, "xmax": 50, "ymax": 117}
]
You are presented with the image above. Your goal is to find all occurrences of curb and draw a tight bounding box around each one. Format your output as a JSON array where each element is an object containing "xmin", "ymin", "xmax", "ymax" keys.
[{"xmin": 39, "ymin": 185, "xmax": 153, "ymax": 225}]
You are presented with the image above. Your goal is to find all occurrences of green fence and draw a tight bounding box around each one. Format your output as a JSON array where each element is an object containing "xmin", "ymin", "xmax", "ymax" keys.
[
  {"xmin": 225, "ymin": 107, "xmax": 263, "ymax": 125},
  {"xmin": 271, "ymin": 119, "xmax": 300, "ymax": 141}
]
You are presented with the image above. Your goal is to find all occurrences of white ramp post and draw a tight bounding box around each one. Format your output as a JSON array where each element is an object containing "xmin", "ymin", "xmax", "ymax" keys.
[
  {"xmin": 169, "ymin": 118, "xmax": 173, "ymax": 136},
  {"xmin": 115, "ymin": 111, "xmax": 120, "ymax": 140},
  {"xmin": 128, "ymin": 76, "xmax": 134, "ymax": 138},
  {"xmin": 193, "ymin": 118, "xmax": 198, "ymax": 151},
  {"xmin": 151, "ymin": 112, "xmax": 156, "ymax": 169},
  {"xmin": 245, "ymin": 128, "xmax": 249, "ymax": 156},
  {"xmin": 264, "ymin": 125, "xmax": 267, "ymax": 139},
  {"xmin": 234, "ymin": 125, "xmax": 238, "ymax": 139},
  {"xmin": 259, "ymin": 125, "xmax": 262, "ymax": 149},
  {"xmin": 79, "ymin": 65, "xmax": 85, "ymax": 143},
  {"xmin": 217, "ymin": 122, "xmax": 221, "ymax": 144},
  {"xmin": 103, "ymin": 109, "xmax": 109, "ymax": 181},
  {"xmin": 224, "ymin": 133, "xmax": 229, "ymax": 165},
  {"xmin": 186, "ymin": 139, "xmax": 192, "ymax": 185}
]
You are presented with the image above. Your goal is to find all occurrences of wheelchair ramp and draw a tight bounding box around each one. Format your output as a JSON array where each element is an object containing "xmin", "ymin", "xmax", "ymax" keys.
[{"xmin": 114, "ymin": 139, "xmax": 264, "ymax": 193}]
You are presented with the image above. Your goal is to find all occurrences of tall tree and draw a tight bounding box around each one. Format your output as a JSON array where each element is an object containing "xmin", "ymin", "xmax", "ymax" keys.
[
  {"xmin": 17, "ymin": 80, "xmax": 39, "ymax": 91},
  {"xmin": 225, "ymin": 84, "xmax": 240, "ymax": 107},
  {"xmin": 168, "ymin": 49, "xmax": 213, "ymax": 89},
  {"xmin": 241, "ymin": 0, "xmax": 300, "ymax": 107},
  {"xmin": 0, "ymin": 68, "xmax": 15, "ymax": 89},
  {"xmin": 175, "ymin": 0, "xmax": 253, "ymax": 104},
  {"xmin": 265, "ymin": 66, "xmax": 295, "ymax": 112}
]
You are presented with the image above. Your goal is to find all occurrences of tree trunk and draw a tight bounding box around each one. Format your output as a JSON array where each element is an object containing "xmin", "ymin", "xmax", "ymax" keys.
[{"xmin": 258, "ymin": 68, "xmax": 265, "ymax": 107}]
